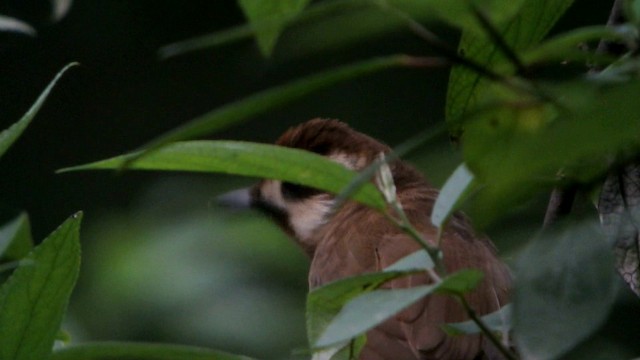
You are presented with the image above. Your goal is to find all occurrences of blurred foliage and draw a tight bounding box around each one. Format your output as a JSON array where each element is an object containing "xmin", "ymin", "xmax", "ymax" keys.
[{"xmin": 2, "ymin": 0, "xmax": 640, "ymax": 359}]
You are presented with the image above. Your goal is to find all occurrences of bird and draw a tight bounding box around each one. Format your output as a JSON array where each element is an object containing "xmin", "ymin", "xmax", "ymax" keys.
[{"xmin": 248, "ymin": 118, "xmax": 512, "ymax": 360}]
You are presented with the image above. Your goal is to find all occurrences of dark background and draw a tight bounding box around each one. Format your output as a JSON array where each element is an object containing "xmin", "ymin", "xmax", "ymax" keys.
[{"xmin": 2, "ymin": 1, "xmax": 633, "ymax": 359}]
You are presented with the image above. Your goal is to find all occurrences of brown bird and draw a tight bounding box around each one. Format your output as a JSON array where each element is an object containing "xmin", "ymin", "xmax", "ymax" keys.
[{"xmin": 248, "ymin": 119, "xmax": 512, "ymax": 360}]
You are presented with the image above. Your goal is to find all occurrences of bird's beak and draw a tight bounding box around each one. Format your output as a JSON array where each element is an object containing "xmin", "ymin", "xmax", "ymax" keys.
[{"xmin": 216, "ymin": 187, "xmax": 253, "ymax": 209}]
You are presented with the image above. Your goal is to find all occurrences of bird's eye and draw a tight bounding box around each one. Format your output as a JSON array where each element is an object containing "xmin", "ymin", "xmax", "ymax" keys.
[{"xmin": 281, "ymin": 182, "xmax": 322, "ymax": 201}]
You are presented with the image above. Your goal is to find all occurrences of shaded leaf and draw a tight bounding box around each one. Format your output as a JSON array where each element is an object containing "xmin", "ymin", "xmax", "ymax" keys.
[
  {"xmin": 0, "ymin": 212, "xmax": 82, "ymax": 360},
  {"xmin": 464, "ymin": 74, "xmax": 640, "ymax": 226},
  {"xmin": 0, "ymin": 63, "xmax": 77, "ymax": 160},
  {"xmin": 0, "ymin": 212, "xmax": 33, "ymax": 263},
  {"xmin": 514, "ymin": 220, "xmax": 617, "ymax": 360},
  {"xmin": 442, "ymin": 303, "xmax": 512, "ymax": 335},
  {"xmin": 446, "ymin": 0, "xmax": 575, "ymax": 138},
  {"xmin": 431, "ymin": 163, "xmax": 475, "ymax": 228},
  {"xmin": 315, "ymin": 269, "xmax": 484, "ymax": 348},
  {"xmin": 306, "ymin": 271, "xmax": 414, "ymax": 346},
  {"xmin": 520, "ymin": 25, "xmax": 635, "ymax": 67},
  {"xmin": 129, "ymin": 55, "xmax": 412, "ymax": 165},
  {"xmin": 599, "ymin": 164, "xmax": 640, "ymax": 296},
  {"xmin": 60, "ymin": 141, "xmax": 386, "ymax": 210},
  {"xmin": 238, "ymin": 0, "xmax": 310, "ymax": 56},
  {"xmin": 51, "ymin": 341, "xmax": 255, "ymax": 360},
  {"xmin": 384, "ymin": 250, "xmax": 434, "ymax": 272},
  {"xmin": 0, "ymin": 15, "xmax": 36, "ymax": 35}
]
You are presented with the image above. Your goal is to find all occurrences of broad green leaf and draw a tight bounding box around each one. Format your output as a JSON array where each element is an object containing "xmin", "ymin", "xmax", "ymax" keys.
[
  {"xmin": 0, "ymin": 212, "xmax": 82, "ymax": 360},
  {"xmin": 431, "ymin": 163, "xmax": 475, "ymax": 228},
  {"xmin": 446, "ymin": 0, "xmax": 575, "ymax": 139},
  {"xmin": 0, "ymin": 63, "xmax": 77, "ymax": 160},
  {"xmin": 0, "ymin": 213, "xmax": 33, "ymax": 262},
  {"xmin": 0, "ymin": 15, "xmax": 36, "ymax": 35},
  {"xmin": 59, "ymin": 141, "xmax": 386, "ymax": 210},
  {"xmin": 51, "ymin": 342, "xmax": 255, "ymax": 360},
  {"xmin": 238, "ymin": 0, "xmax": 310, "ymax": 56},
  {"xmin": 464, "ymin": 74, "xmax": 640, "ymax": 226},
  {"xmin": 315, "ymin": 269, "xmax": 484, "ymax": 347},
  {"xmin": 129, "ymin": 55, "xmax": 411, "ymax": 166},
  {"xmin": 514, "ymin": 220, "xmax": 617, "ymax": 360},
  {"xmin": 306, "ymin": 271, "xmax": 414, "ymax": 346},
  {"xmin": 599, "ymin": 164, "xmax": 640, "ymax": 296},
  {"xmin": 442, "ymin": 303, "xmax": 512, "ymax": 335},
  {"xmin": 384, "ymin": 250, "xmax": 434, "ymax": 272}
]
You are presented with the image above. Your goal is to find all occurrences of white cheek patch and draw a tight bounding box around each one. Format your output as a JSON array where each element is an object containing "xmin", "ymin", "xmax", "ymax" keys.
[
  {"xmin": 328, "ymin": 152, "xmax": 367, "ymax": 170},
  {"xmin": 288, "ymin": 195, "xmax": 334, "ymax": 242},
  {"xmin": 260, "ymin": 180, "xmax": 286, "ymax": 210}
]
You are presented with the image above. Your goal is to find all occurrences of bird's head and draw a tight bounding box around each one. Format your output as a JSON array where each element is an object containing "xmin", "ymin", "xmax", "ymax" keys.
[{"xmin": 248, "ymin": 118, "xmax": 426, "ymax": 255}]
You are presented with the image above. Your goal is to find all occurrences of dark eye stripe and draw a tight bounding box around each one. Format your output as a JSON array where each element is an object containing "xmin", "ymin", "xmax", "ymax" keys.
[{"xmin": 281, "ymin": 182, "xmax": 323, "ymax": 201}]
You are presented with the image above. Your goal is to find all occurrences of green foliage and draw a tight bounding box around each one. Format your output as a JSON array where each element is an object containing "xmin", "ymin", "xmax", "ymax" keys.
[
  {"xmin": 0, "ymin": 213, "xmax": 33, "ymax": 263},
  {"xmin": 238, "ymin": 0, "xmax": 311, "ymax": 56},
  {"xmin": 446, "ymin": 0, "xmax": 575, "ymax": 138},
  {"xmin": 51, "ymin": 342, "xmax": 257, "ymax": 360},
  {"xmin": 60, "ymin": 140, "xmax": 385, "ymax": 210},
  {"xmin": 128, "ymin": 55, "xmax": 413, "ymax": 165},
  {"xmin": 514, "ymin": 220, "xmax": 618, "ymax": 359},
  {"xmin": 50, "ymin": 0, "xmax": 640, "ymax": 359},
  {"xmin": 313, "ymin": 269, "xmax": 483, "ymax": 348},
  {"xmin": 0, "ymin": 213, "xmax": 82, "ymax": 360},
  {"xmin": 0, "ymin": 63, "xmax": 77, "ymax": 160}
]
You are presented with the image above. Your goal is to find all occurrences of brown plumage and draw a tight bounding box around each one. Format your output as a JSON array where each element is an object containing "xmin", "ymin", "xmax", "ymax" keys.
[{"xmin": 251, "ymin": 119, "xmax": 512, "ymax": 360}]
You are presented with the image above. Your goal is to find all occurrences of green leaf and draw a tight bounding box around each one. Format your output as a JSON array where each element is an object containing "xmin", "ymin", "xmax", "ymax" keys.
[
  {"xmin": 314, "ymin": 269, "xmax": 484, "ymax": 348},
  {"xmin": 0, "ymin": 14, "xmax": 36, "ymax": 35},
  {"xmin": 431, "ymin": 163, "xmax": 475, "ymax": 228},
  {"xmin": 0, "ymin": 212, "xmax": 82, "ymax": 360},
  {"xmin": 59, "ymin": 141, "xmax": 386, "ymax": 210},
  {"xmin": 464, "ymin": 74, "xmax": 640, "ymax": 225},
  {"xmin": 238, "ymin": 0, "xmax": 310, "ymax": 56},
  {"xmin": 519, "ymin": 25, "xmax": 635, "ymax": 67},
  {"xmin": 0, "ymin": 63, "xmax": 77, "ymax": 161},
  {"xmin": 306, "ymin": 271, "xmax": 414, "ymax": 346},
  {"xmin": 442, "ymin": 303, "xmax": 512, "ymax": 335},
  {"xmin": 51, "ymin": 342, "xmax": 256, "ymax": 360},
  {"xmin": 0, "ymin": 212, "xmax": 33, "ymax": 262},
  {"xmin": 514, "ymin": 220, "xmax": 617, "ymax": 360},
  {"xmin": 128, "ymin": 55, "xmax": 411, "ymax": 166},
  {"xmin": 384, "ymin": 250, "xmax": 434, "ymax": 272},
  {"xmin": 446, "ymin": 0, "xmax": 575, "ymax": 138}
]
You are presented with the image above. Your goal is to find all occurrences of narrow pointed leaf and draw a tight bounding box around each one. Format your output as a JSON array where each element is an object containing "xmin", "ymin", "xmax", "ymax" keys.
[
  {"xmin": 384, "ymin": 250, "xmax": 434, "ymax": 272},
  {"xmin": 442, "ymin": 303, "xmax": 512, "ymax": 335},
  {"xmin": 0, "ymin": 63, "xmax": 77, "ymax": 160},
  {"xmin": 0, "ymin": 15, "xmax": 36, "ymax": 35},
  {"xmin": 307, "ymin": 271, "xmax": 415, "ymax": 346},
  {"xmin": 0, "ymin": 212, "xmax": 82, "ymax": 360},
  {"xmin": 0, "ymin": 213, "xmax": 33, "ymax": 262},
  {"xmin": 431, "ymin": 163, "xmax": 475, "ymax": 228},
  {"xmin": 60, "ymin": 141, "xmax": 385, "ymax": 210},
  {"xmin": 51, "ymin": 341, "xmax": 256, "ymax": 360},
  {"xmin": 128, "ymin": 55, "xmax": 411, "ymax": 167},
  {"xmin": 238, "ymin": 0, "xmax": 310, "ymax": 56},
  {"xmin": 315, "ymin": 269, "xmax": 484, "ymax": 347}
]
